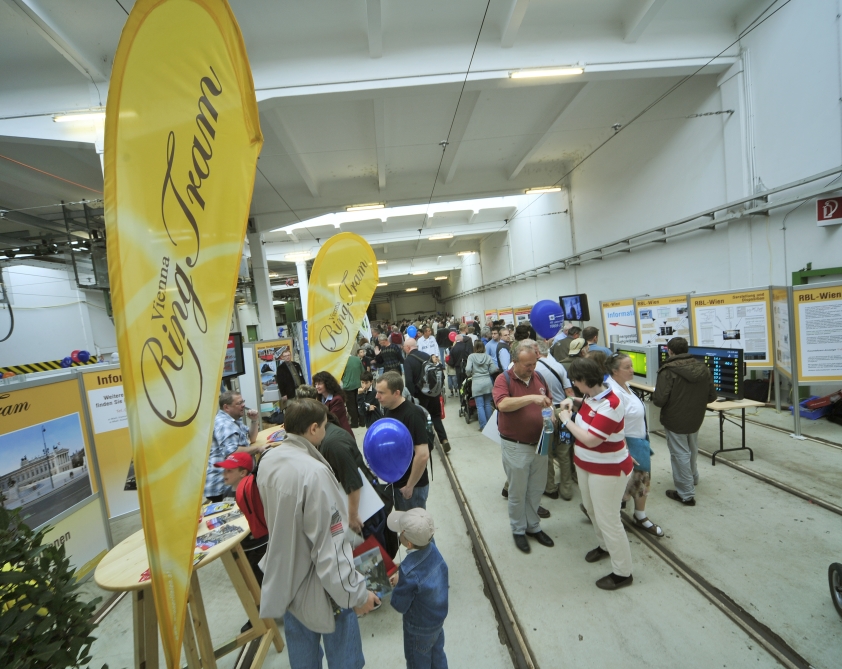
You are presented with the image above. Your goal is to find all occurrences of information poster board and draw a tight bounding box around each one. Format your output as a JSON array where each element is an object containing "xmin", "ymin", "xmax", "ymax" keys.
[
  {"xmin": 253, "ymin": 338, "xmax": 294, "ymax": 404},
  {"xmin": 600, "ymin": 298, "xmax": 637, "ymax": 346},
  {"xmin": 515, "ymin": 306, "xmax": 532, "ymax": 325},
  {"xmin": 772, "ymin": 287, "xmax": 792, "ymax": 378},
  {"xmin": 792, "ymin": 283, "xmax": 842, "ymax": 383},
  {"xmin": 690, "ymin": 289, "xmax": 772, "ymax": 368},
  {"xmin": 81, "ymin": 367, "xmax": 139, "ymax": 518},
  {"xmin": 498, "ymin": 307, "xmax": 514, "ymax": 326},
  {"xmin": 0, "ymin": 379, "xmax": 109, "ymax": 576},
  {"xmin": 634, "ymin": 294, "xmax": 691, "ymax": 345},
  {"xmin": 484, "ymin": 309, "xmax": 498, "ymax": 323}
]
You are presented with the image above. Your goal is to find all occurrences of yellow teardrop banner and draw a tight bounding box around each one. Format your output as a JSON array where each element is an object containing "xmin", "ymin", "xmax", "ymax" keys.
[
  {"xmin": 103, "ymin": 0, "xmax": 262, "ymax": 665},
  {"xmin": 308, "ymin": 233, "xmax": 379, "ymax": 379}
]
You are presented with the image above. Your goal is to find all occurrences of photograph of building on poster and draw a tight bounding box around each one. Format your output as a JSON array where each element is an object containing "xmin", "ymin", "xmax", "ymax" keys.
[
  {"xmin": 636, "ymin": 297, "xmax": 690, "ymax": 345},
  {"xmin": 692, "ymin": 293, "xmax": 771, "ymax": 364},
  {"xmin": 0, "ymin": 413, "xmax": 92, "ymax": 529}
]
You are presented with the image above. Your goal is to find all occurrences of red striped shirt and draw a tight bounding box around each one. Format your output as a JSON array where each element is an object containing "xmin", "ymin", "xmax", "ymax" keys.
[{"xmin": 573, "ymin": 388, "xmax": 633, "ymax": 476}]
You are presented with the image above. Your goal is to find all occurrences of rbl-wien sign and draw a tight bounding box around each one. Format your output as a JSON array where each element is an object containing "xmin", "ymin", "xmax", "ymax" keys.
[{"xmin": 817, "ymin": 197, "xmax": 842, "ymax": 226}]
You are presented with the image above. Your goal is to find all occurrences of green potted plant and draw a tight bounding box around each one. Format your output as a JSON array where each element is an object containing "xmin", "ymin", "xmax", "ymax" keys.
[{"xmin": 0, "ymin": 506, "xmax": 102, "ymax": 668}]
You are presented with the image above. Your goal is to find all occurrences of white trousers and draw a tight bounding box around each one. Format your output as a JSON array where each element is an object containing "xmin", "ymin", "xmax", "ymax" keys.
[{"xmin": 577, "ymin": 466, "xmax": 633, "ymax": 578}]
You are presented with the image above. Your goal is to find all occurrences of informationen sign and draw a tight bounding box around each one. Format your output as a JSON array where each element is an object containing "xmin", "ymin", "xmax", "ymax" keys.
[
  {"xmin": 498, "ymin": 307, "xmax": 514, "ymax": 326},
  {"xmin": 772, "ymin": 287, "xmax": 791, "ymax": 377},
  {"xmin": 690, "ymin": 289, "xmax": 772, "ymax": 367},
  {"xmin": 600, "ymin": 298, "xmax": 637, "ymax": 346},
  {"xmin": 634, "ymin": 295, "xmax": 690, "ymax": 345},
  {"xmin": 515, "ymin": 306, "xmax": 532, "ymax": 325},
  {"xmin": 792, "ymin": 283, "xmax": 842, "ymax": 382}
]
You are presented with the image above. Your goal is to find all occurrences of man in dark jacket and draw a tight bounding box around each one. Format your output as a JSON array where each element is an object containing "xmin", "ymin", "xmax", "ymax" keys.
[
  {"xmin": 652, "ymin": 337, "xmax": 717, "ymax": 506},
  {"xmin": 403, "ymin": 338, "xmax": 451, "ymax": 453},
  {"xmin": 274, "ymin": 348, "xmax": 304, "ymax": 407},
  {"xmin": 448, "ymin": 334, "xmax": 473, "ymax": 387}
]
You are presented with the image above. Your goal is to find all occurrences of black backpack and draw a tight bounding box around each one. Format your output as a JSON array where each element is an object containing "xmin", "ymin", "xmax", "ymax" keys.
[{"xmin": 410, "ymin": 352, "xmax": 443, "ymax": 397}]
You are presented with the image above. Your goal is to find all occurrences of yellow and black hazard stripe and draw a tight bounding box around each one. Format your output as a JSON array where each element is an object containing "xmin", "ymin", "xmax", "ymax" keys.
[{"xmin": 0, "ymin": 357, "xmax": 99, "ymax": 376}]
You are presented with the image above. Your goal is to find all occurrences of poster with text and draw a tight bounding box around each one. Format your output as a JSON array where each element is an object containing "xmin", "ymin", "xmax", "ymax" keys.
[
  {"xmin": 498, "ymin": 307, "xmax": 514, "ymax": 326},
  {"xmin": 635, "ymin": 295, "xmax": 690, "ymax": 345},
  {"xmin": 600, "ymin": 298, "xmax": 637, "ymax": 346},
  {"xmin": 484, "ymin": 309, "xmax": 498, "ymax": 323},
  {"xmin": 82, "ymin": 368, "xmax": 139, "ymax": 518},
  {"xmin": 254, "ymin": 339, "xmax": 294, "ymax": 401},
  {"xmin": 43, "ymin": 498, "xmax": 110, "ymax": 581},
  {"xmin": 515, "ymin": 306, "xmax": 532, "ymax": 325},
  {"xmin": 793, "ymin": 284, "xmax": 842, "ymax": 383},
  {"xmin": 772, "ymin": 288, "xmax": 791, "ymax": 377},
  {"xmin": 690, "ymin": 289, "xmax": 772, "ymax": 367}
]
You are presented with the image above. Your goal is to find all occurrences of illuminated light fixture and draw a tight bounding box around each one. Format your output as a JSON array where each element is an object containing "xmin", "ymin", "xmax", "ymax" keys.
[
  {"xmin": 377, "ymin": 282, "xmax": 388, "ymax": 286},
  {"xmin": 410, "ymin": 270, "xmax": 428, "ymax": 275},
  {"xmin": 428, "ymin": 233, "xmax": 453, "ymax": 240},
  {"xmin": 434, "ymin": 276, "xmax": 448, "ymax": 280},
  {"xmin": 53, "ymin": 112, "xmax": 106, "ymax": 123},
  {"xmin": 510, "ymin": 66, "xmax": 584, "ymax": 79},
  {"xmin": 376, "ymin": 260, "xmax": 387, "ymax": 264},
  {"xmin": 406, "ymin": 287, "xmax": 418, "ymax": 292},
  {"xmin": 284, "ymin": 252, "xmax": 311, "ymax": 261},
  {"xmin": 346, "ymin": 203, "xmax": 385, "ymax": 212},
  {"xmin": 457, "ymin": 251, "xmax": 476, "ymax": 256},
  {"xmin": 273, "ymin": 300, "xmax": 287, "ymax": 305},
  {"xmin": 525, "ymin": 186, "xmax": 562, "ymax": 194}
]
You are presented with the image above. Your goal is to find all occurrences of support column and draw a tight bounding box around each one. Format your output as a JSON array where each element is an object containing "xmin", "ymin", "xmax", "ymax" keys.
[
  {"xmin": 389, "ymin": 292, "xmax": 397, "ymax": 321},
  {"xmin": 246, "ymin": 231, "xmax": 278, "ymax": 341}
]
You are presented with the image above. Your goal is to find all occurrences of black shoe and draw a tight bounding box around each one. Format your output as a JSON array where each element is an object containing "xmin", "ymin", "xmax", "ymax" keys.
[
  {"xmin": 543, "ymin": 490, "xmax": 559, "ymax": 500},
  {"xmin": 526, "ymin": 530, "xmax": 554, "ymax": 547},
  {"xmin": 513, "ymin": 534, "xmax": 531, "ymax": 553},
  {"xmin": 665, "ymin": 489, "xmax": 696, "ymax": 506},
  {"xmin": 537, "ymin": 506, "xmax": 550, "ymax": 519},
  {"xmin": 501, "ymin": 487, "xmax": 509, "ymax": 499},
  {"xmin": 596, "ymin": 573, "xmax": 633, "ymax": 590},
  {"xmin": 585, "ymin": 546, "xmax": 610, "ymax": 563},
  {"xmin": 442, "ymin": 440, "xmax": 451, "ymax": 453}
]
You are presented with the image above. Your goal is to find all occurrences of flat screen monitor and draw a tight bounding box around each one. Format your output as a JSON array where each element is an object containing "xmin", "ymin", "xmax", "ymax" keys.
[
  {"xmin": 222, "ymin": 332, "xmax": 245, "ymax": 378},
  {"xmin": 616, "ymin": 348, "xmax": 648, "ymax": 377},
  {"xmin": 658, "ymin": 345, "xmax": 743, "ymax": 399},
  {"xmin": 558, "ymin": 293, "xmax": 590, "ymax": 322}
]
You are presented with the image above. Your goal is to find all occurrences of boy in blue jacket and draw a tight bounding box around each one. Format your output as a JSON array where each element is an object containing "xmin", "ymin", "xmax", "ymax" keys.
[{"xmin": 387, "ymin": 508, "xmax": 449, "ymax": 669}]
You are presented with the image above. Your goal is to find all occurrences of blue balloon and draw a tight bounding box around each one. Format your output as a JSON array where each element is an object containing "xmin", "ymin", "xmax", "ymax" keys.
[
  {"xmin": 363, "ymin": 418, "xmax": 414, "ymax": 483},
  {"xmin": 60, "ymin": 357, "xmax": 73, "ymax": 368},
  {"xmin": 406, "ymin": 325, "xmax": 417, "ymax": 338},
  {"xmin": 531, "ymin": 299, "xmax": 565, "ymax": 338},
  {"xmin": 78, "ymin": 350, "xmax": 90, "ymax": 363}
]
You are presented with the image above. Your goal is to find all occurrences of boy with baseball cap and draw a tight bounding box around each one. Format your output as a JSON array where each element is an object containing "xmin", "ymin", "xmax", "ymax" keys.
[{"xmin": 387, "ymin": 508, "xmax": 449, "ymax": 668}]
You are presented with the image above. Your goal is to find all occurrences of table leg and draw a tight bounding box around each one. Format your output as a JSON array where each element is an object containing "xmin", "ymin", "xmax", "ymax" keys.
[
  {"xmin": 188, "ymin": 571, "xmax": 218, "ymax": 669},
  {"xmin": 132, "ymin": 588, "xmax": 158, "ymax": 669},
  {"xmin": 742, "ymin": 408, "xmax": 755, "ymax": 461},
  {"xmin": 181, "ymin": 607, "xmax": 201, "ymax": 669}
]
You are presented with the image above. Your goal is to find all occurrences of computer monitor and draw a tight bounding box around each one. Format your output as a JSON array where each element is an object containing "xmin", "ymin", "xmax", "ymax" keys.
[
  {"xmin": 658, "ymin": 344, "xmax": 744, "ymax": 399},
  {"xmin": 558, "ymin": 293, "xmax": 590, "ymax": 321},
  {"xmin": 222, "ymin": 332, "xmax": 245, "ymax": 378},
  {"xmin": 616, "ymin": 348, "xmax": 648, "ymax": 378}
]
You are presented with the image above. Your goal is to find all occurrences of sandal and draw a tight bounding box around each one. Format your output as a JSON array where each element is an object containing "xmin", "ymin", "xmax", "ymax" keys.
[{"xmin": 634, "ymin": 516, "xmax": 664, "ymax": 537}]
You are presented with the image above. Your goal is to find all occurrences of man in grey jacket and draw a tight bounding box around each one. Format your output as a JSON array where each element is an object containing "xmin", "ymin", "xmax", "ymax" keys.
[
  {"xmin": 257, "ymin": 399, "xmax": 379, "ymax": 668},
  {"xmin": 652, "ymin": 337, "xmax": 718, "ymax": 506}
]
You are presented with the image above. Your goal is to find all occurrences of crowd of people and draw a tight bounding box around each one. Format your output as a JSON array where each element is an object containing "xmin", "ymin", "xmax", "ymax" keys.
[{"xmin": 204, "ymin": 311, "xmax": 718, "ymax": 668}]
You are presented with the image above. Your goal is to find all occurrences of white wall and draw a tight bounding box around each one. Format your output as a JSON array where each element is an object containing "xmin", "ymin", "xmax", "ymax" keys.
[
  {"xmin": 393, "ymin": 292, "xmax": 441, "ymax": 319},
  {"xmin": 1, "ymin": 264, "xmax": 117, "ymax": 368}
]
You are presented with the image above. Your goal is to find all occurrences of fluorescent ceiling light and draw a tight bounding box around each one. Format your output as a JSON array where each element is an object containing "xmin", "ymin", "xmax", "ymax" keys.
[
  {"xmin": 434, "ymin": 276, "xmax": 448, "ymax": 280},
  {"xmin": 410, "ymin": 270, "xmax": 428, "ymax": 275},
  {"xmin": 457, "ymin": 251, "xmax": 475, "ymax": 256},
  {"xmin": 428, "ymin": 233, "xmax": 453, "ymax": 240},
  {"xmin": 346, "ymin": 203, "xmax": 385, "ymax": 212},
  {"xmin": 510, "ymin": 67, "xmax": 584, "ymax": 79},
  {"xmin": 53, "ymin": 112, "xmax": 106, "ymax": 123},
  {"xmin": 376, "ymin": 260, "xmax": 387, "ymax": 265},
  {"xmin": 525, "ymin": 186, "xmax": 562, "ymax": 194},
  {"xmin": 272, "ymin": 300, "xmax": 286, "ymax": 305},
  {"xmin": 284, "ymin": 252, "xmax": 311, "ymax": 261},
  {"xmin": 377, "ymin": 282, "xmax": 388, "ymax": 286},
  {"xmin": 406, "ymin": 287, "xmax": 418, "ymax": 292}
]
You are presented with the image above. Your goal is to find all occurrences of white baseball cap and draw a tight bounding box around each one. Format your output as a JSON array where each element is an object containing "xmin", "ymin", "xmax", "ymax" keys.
[{"xmin": 387, "ymin": 508, "xmax": 435, "ymax": 546}]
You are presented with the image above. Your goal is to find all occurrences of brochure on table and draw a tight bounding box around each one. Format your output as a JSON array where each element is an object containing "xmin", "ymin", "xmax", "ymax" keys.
[
  {"xmin": 690, "ymin": 289, "xmax": 773, "ymax": 368},
  {"xmin": 634, "ymin": 294, "xmax": 691, "ymax": 345},
  {"xmin": 600, "ymin": 298, "xmax": 638, "ymax": 346},
  {"xmin": 792, "ymin": 282, "xmax": 842, "ymax": 383}
]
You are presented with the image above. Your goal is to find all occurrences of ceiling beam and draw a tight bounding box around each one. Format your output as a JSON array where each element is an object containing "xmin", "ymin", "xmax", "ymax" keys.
[
  {"xmin": 624, "ymin": 0, "xmax": 667, "ymax": 44},
  {"xmin": 1, "ymin": 209, "xmax": 88, "ymax": 240},
  {"xmin": 501, "ymin": 0, "xmax": 530, "ymax": 48},
  {"xmin": 3, "ymin": 0, "xmax": 109, "ymax": 82},
  {"xmin": 261, "ymin": 110, "xmax": 319, "ymax": 197},
  {"xmin": 366, "ymin": 0, "xmax": 383, "ymax": 58},
  {"xmin": 508, "ymin": 82, "xmax": 588, "ymax": 180},
  {"xmin": 373, "ymin": 98, "xmax": 386, "ymax": 191},
  {"xmin": 440, "ymin": 90, "xmax": 481, "ymax": 184}
]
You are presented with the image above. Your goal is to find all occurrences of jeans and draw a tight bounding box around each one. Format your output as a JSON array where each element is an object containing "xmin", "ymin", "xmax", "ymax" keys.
[
  {"xmin": 404, "ymin": 623, "xmax": 448, "ymax": 669},
  {"xmin": 474, "ymin": 393, "xmax": 494, "ymax": 430},
  {"xmin": 283, "ymin": 608, "xmax": 364, "ymax": 669},
  {"xmin": 439, "ymin": 346, "xmax": 448, "ymax": 362},
  {"xmin": 664, "ymin": 429, "xmax": 700, "ymax": 500},
  {"xmin": 447, "ymin": 375, "xmax": 458, "ymax": 392},
  {"xmin": 394, "ymin": 484, "xmax": 429, "ymax": 511},
  {"xmin": 501, "ymin": 439, "xmax": 547, "ymax": 535}
]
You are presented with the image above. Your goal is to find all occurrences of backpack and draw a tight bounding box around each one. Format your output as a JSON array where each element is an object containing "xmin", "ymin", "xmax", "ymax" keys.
[
  {"xmin": 411, "ymin": 352, "xmax": 443, "ymax": 397},
  {"xmin": 236, "ymin": 472, "xmax": 268, "ymax": 540}
]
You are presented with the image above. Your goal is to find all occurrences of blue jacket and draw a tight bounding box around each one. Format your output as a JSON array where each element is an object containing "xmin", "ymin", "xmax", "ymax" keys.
[{"xmin": 390, "ymin": 542, "xmax": 449, "ymax": 631}]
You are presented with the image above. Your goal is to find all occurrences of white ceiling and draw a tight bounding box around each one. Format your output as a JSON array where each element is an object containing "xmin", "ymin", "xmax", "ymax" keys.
[{"xmin": 0, "ymin": 0, "xmax": 766, "ymax": 293}]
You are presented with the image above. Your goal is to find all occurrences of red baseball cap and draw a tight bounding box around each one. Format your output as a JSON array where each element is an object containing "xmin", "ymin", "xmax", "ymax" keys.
[{"xmin": 213, "ymin": 451, "xmax": 253, "ymax": 472}]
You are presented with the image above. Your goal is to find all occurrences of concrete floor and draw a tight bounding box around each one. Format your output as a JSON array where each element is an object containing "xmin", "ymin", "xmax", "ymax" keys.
[{"xmin": 81, "ymin": 397, "xmax": 842, "ymax": 669}]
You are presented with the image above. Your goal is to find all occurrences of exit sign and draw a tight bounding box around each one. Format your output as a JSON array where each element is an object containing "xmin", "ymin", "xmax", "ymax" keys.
[{"xmin": 817, "ymin": 197, "xmax": 842, "ymax": 226}]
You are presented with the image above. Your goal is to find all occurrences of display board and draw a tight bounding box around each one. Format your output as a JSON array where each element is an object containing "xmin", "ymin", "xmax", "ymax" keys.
[
  {"xmin": 634, "ymin": 294, "xmax": 691, "ymax": 345},
  {"xmin": 498, "ymin": 307, "xmax": 514, "ymax": 326},
  {"xmin": 600, "ymin": 298, "xmax": 637, "ymax": 345},
  {"xmin": 514, "ymin": 306, "xmax": 532, "ymax": 325},
  {"xmin": 484, "ymin": 309, "xmax": 498, "ymax": 323},
  {"xmin": 771, "ymin": 287, "xmax": 792, "ymax": 378},
  {"xmin": 792, "ymin": 282, "xmax": 842, "ymax": 383},
  {"xmin": 81, "ymin": 367, "xmax": 139, "ymax": 519},
  {"xmin": 252, "ymin": 338, "xmax": 295, "ymax": 407},
  {"xmin": 222, "ymin": 332, "xmax": 245, "ymax": 379},
  {"xmin": 0, "ymin": 378, "xmax": 109, "ymax": 576},
  {"xmin": 690, "ymin": 289, "xmax": 772, "ymax": 368}
]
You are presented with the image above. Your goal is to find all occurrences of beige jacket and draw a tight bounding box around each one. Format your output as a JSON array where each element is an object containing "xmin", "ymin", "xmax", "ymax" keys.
[{"xmin": 257, "ymin": 434, "xmax": 368, "ymax": 632}]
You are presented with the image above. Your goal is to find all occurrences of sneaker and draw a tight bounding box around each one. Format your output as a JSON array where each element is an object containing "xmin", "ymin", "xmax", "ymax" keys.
[{"xmin": 665, "ymin": 489, "xmax": 695, "ymax": 506}]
